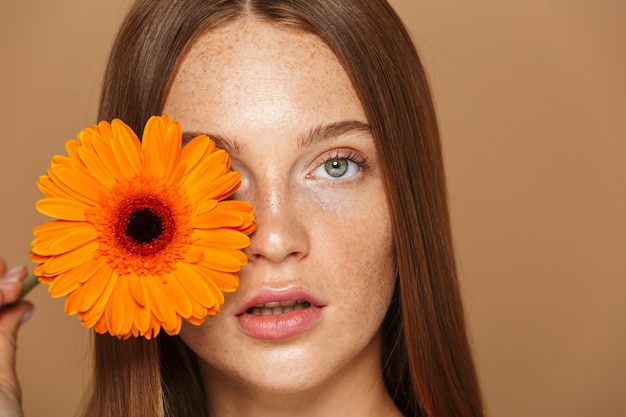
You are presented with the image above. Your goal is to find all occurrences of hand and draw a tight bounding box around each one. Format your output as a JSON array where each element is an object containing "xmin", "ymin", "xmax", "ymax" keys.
[{"xmin": 0, "ymin": 259, "xmax": 34, "ymax": 417}]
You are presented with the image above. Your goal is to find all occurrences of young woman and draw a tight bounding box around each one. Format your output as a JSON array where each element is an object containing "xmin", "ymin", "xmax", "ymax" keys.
[{"xmin": 0, "ymin": 1, "xmax": 484, "ymax": 416}]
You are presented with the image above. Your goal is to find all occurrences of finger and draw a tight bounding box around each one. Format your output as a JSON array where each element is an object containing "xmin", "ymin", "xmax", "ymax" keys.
[
  {"xmin": 0, "ymin": 266, "xmax": 29, "ymax": 307},
  {"xmin": 0, "ymin": 301, "xmax": 33, "ymax": 402}
]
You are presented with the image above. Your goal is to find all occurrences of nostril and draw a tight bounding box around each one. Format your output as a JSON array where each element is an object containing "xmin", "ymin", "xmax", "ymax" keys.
[{"xmin": 244, "ymin": 215, "xmax": 310, "ymax": 264}]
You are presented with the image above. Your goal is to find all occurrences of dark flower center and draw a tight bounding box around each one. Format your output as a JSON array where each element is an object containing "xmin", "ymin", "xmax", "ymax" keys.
[
  {"xmin": 115, "ymin": 195, "xmax": 176, "ymax": 257},
  {"xmin": 125, "ymin": 208, "xmax": 164, "ymax": 244}
]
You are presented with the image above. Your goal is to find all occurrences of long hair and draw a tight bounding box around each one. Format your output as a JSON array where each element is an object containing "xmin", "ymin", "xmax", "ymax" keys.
[{"xmin": 87, "ymin": 1, "xmax": 484, "ymax": 416}]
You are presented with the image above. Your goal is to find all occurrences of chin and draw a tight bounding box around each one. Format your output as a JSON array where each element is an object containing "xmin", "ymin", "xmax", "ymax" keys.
[{"xmin": 197, "ymin": 331, "xmax": 383, "ymax": 400}]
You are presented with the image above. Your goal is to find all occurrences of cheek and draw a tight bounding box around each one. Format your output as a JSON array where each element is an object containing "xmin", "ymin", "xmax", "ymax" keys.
[
  {"xmin": 342, "ymin": 233, "xmax": 396, "ymax": 313},
  {"xmin": 314, "ymin": 191, "xmax": 396, "ymax": 319},
  {"xmin": 178, "ymin": 316, "xmax": 217, "ymax": 356},
  {"xmin": 177, "ymin": 305, "xmax": 237, "ymax": 367},
  {"xmin": 319, "ymin": 220, "xmax": 396, "ymax": 353}
]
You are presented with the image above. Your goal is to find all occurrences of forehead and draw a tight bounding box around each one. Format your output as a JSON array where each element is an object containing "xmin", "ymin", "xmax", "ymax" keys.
[
  {"xmin": 173, "ymin": 19, "xmax": 345, "ymax": 87},
  {"xmin": 163, "ymin": 19, "xmax": 365, "ymax": 133}
]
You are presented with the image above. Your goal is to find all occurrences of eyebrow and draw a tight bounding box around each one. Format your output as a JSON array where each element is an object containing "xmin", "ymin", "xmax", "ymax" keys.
[
  {"xmin": 182, "ymin": 120, "xmax": 371, "ymax": 154},
  {"xmin": 297, "ymin": 120, "xmax": 372, "ymax": 149},
  {"xmin": 182, "ymin": 131, "xmax": 243, "ymax": 154}
]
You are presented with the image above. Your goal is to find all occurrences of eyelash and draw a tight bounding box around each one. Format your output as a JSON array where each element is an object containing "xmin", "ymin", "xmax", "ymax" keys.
[
  {"xmin": 329, "ymin": 150, "xmax": 370, "ymax": 169},
  {"xmin": 309, "ymin": 149, "xmax": 371, "ymax": 180}
]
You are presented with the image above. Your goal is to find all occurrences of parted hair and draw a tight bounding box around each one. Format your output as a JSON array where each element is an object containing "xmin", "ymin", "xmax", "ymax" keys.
[{"xmin": 87, "ymin": 1, "xmax": 484, "ymax": 416}]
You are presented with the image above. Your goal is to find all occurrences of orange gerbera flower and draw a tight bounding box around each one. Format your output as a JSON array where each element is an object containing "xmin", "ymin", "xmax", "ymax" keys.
[{"xmin": 30, "ymin": 115, "xmax": 255, "ymax": 339}]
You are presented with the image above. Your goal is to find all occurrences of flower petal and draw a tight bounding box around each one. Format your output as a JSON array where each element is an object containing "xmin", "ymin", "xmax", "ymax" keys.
[
  {"xmin": 191, "ymin": 171, "xmax": 241, "ymax": 202},
  {"xmin": 105, "ymin": 273, "xmax": 135, "ymax": 336},
  {"xmin": 194, "ymin": 200, "xmax": 254, "ymax": 229},
  {"xmin": 166, "ymin": 272, "xmax": 194, "ymax": 318},
  {"xmin": 77, "ymin": 146, "xmax": 118, "ymax": 189},
  {"xmin": 180, "ymin": 134, "xmax": 215, "ymax": 175},
  {"xmin": 142, "ymin": 115, "xmax": 181, "ymax": 178},
  {"xmin": 75, "ymin": 262, "xmax": 116, "ymax": 313},
  {"xmin": 195, "ymin": 264, "xmax": 240, "ymax": 293},
  {"xmin": 177, "ymin": 262, "xmax": 222, "ymax": 309},
  {"xmin": 32, "ymin": 222, "xmax": 98, "ymax": 256},
  {"xmin": 194, "ymin": 228, "xmax": 251, "ymax": 250},
  {"xmin": 50, "ymin": 166, "xmax": 105, "ymax": 205},
  {"xmin": 143, "ymin": 276, "xmax": 170, "ymax": 323},
  {"xmin": 91, "ymin": 134, "xmax": 126, "ymax": 181},
  {"xmin": 37, "ymin": 240, "xmax": 99, "ymax": 276},
  {"xmin": 36, "ymin": 198, "xmax": 89, "ymax": 221},
  {"xmin": 37, "ymin": 175, "xmax": 81, "ymax": 201},
  {"xmin": 110, "ymin": 120, "xmax": 142, "ymax": 179},
  {"xmin": 48, "ymin": 256, "xmax": 106, "ymax": 297},
  {"xmin": 128, "ymin": 274, "xmax": 147, "ymax": 307}
]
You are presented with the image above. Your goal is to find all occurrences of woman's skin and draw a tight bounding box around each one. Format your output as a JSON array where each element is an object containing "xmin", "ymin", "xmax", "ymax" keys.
[
  {"xmin": 162, "ymin": 20, "xmax": 401, "ymax": 417},
  {"xmin": 0, "ymin": 260, "xmax": 32, "ymax": 417}
]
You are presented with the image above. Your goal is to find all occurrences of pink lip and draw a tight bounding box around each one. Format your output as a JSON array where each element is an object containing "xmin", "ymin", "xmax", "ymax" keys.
[{"xmin": 236, "ymin": 288, "xmax": 325, "ymax": 341}]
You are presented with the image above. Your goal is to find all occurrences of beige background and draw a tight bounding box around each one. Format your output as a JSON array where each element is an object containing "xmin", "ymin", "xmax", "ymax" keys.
[{"xmin": 1, "ymin": 1, "xmax": 624, "ymax": 416}]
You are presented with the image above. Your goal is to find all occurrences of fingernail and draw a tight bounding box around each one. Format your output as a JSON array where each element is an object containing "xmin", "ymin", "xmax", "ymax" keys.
[
  {"xmin": 1, "ymin": 265, "xmax": 25, "ymax": 283},
  {"xmin": 20, "ymin": 307, "xmax": 34, "ymax": 325},
  {"xmin": 1, "ymin": 275, "xmax": 20, "ymax": 285}
]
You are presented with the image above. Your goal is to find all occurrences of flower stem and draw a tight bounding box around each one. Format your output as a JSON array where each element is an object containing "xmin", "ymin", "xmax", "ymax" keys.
[{"xmin": 19, "ymin": 274, "xmax": 39, "ymax": 300}]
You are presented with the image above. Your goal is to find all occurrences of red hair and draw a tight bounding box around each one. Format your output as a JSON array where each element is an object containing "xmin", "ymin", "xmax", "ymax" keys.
[{"xmin": 88, "ymin": 1, "xmax": 484, "ymax": 416}]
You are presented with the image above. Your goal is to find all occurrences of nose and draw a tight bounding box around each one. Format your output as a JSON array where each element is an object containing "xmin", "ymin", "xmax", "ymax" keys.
[{"xmin": 244, "ymin": 184, "xmax": 310, "ymax": 264}]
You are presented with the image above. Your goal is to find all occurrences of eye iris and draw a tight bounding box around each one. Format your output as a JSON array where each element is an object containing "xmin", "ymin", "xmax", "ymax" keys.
[{"xmin": 325, "ymin": 158, "xmax": 348, "ymax": 177}]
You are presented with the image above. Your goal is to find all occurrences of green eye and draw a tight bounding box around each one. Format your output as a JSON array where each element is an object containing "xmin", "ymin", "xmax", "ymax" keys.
[
  {"xmin": 324, "ymin": 158, "xmax": 349, "ymax": 177},
  {"xmin": 311, "ymin": 151, "xmax": 368, "ymax": 181}
]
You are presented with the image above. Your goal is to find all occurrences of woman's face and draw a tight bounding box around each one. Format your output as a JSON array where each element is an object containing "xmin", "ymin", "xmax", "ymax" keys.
[{"xmin": 163, "ymin": 20, "xmax": 396, "ymax": 396}]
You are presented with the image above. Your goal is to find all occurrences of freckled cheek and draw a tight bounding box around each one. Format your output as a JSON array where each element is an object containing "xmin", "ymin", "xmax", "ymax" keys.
[
  {"xmin": 178, "ymin": 310, "xmax": 240, "ymax": 368},
  {"xmin": 323, "ymin": 221, "xmax": 395, "ymax": 343},
  {"xmin": 308, "ymin": 187, "xmax": 396, "ymax": 303}
]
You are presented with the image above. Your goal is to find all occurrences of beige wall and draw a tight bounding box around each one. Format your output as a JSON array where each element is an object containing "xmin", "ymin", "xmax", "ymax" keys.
[{"xmin": 1, "ymin": 1, "xmax": 624, "ymax": 416}]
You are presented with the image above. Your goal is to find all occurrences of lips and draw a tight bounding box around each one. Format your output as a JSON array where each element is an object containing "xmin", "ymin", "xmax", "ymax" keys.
[
  {"xmin": 236, "ymin": 289, "xmax": 324, "ymax": 340},
  {"xmin": 246, "ymin": 300, "xmax": 311, "ymax": 316}
]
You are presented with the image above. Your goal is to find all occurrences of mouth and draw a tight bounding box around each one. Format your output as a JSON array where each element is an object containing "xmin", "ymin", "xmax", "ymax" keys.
[
  {"xmin": 245, "ymin": 300, "xmax": 312, "ymax": 316},
  {"xmin": 236, "ymin": 290, "xmax": 323, "ymax": 340}
]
